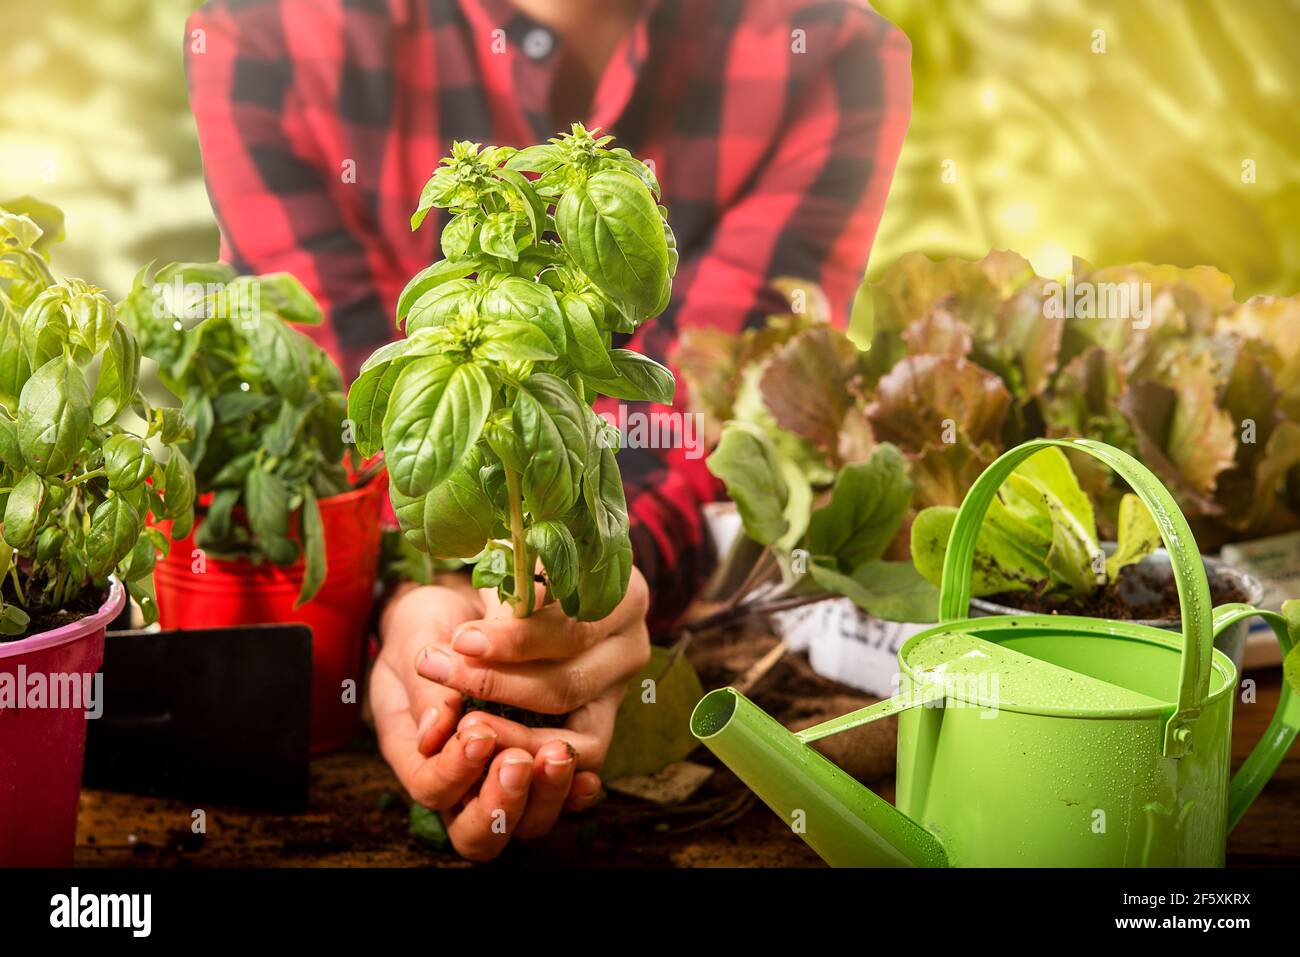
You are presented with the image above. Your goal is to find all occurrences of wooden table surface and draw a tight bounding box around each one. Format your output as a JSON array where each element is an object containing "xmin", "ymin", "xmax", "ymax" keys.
[{"xmin": 74, "ymin": 652, "xmax": 1298, "ymax": 868}]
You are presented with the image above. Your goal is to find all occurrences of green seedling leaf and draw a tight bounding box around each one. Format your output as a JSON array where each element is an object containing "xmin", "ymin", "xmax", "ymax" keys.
[
  {"xmin": 104, "ymin": 433, "xmax": 154, "ymax": 491},
  {"xmin": 87, "ymin": 495, "xmax": 143, "ymax": 579},
  {"xmin": 706, "ymin": 421, "xmax": 789, "ymax": 546},
  {"xmin": 528, "ymin": 518, "xmax": 578, "ymax": 599},
  {"xmin": 383, "ymin": 358, "xmax": 492, "ymax": 498},
  {"xmin": 409, "ymin": 803, "xmax": 450, "ymax": 849},
  {"xmin": 17, "ymin": 356, "xmax": 92, "ymax": 476},
  {"xmin": 1107, "ymin": 493, "xmax": 1161, "ymax": 581},
  {"xmin": 809, "ymin": 560, "xmax": 939, "ymax": 623},
  {"xmin": 296, "ymin": 487, "xmax": 326, "ymax": 607},
  {"xmin": 807, "ymin": 443, "xmax": 912, "ymax": 571},
  {"xmin": 2, "ymin": 471, "xmax": 45, "ymax": 548},
  {"xmin": 579, "ymin": 349, "xmax": 675, "ymax": 405},
  {"xmin": 556, "ymin": 168, "xmax": 669, "ymax": 320},
  {"xmin": 423, "ymin": 452, "xmax": 495, "ymax": 559}
]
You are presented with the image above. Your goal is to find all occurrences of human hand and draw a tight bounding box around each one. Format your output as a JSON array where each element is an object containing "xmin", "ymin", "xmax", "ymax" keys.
[
  {"xmin": 415, "ymin": 567, "xmax": 652, "ymax": 779},
  {"xmin": 371, "ymin": 579, "xmax": 604, "ymax": 861}
]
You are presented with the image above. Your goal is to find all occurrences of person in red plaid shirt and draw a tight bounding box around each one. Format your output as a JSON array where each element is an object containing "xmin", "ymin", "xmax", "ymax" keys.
[{"xmin": 186, "ymin": 0, "xmax": 909, "ymax": 858}]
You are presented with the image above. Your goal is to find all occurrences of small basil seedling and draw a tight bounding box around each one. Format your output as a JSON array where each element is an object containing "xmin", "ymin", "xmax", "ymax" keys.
[
  {"xmin": 0, "ymin": 203, "xmax": 194, "ymax": 635},
  {"xmin": 351, "ymin": 125, "xmax": 676, "ymax": 621},
  {"xmin": 117, "ymin": 264, "xmax": 362, "ymax": 607}
]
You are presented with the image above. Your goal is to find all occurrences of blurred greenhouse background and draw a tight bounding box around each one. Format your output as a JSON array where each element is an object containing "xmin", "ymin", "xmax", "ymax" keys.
[{"xmin": 2, "ymin": 0, "xmax": 1298, "ymax": 304}]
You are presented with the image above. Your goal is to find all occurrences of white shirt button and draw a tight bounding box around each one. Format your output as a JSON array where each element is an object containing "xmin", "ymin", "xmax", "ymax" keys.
[{"xmin": 522, "ymin": 27, "xmax": 553, "ymax": 60}]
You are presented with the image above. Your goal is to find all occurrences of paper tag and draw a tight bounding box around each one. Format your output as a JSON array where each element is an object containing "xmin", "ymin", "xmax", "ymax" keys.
[{"xmin": 772, "ymin": 598, "xmax": 929, "ymax": 697}]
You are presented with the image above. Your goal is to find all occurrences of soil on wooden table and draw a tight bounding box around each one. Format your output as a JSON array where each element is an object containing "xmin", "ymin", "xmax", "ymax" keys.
[
  {"xmin": 2, "ymin": 584, "xmax": 109, "ymax": 643},
  {"xmin": 987, "ymin": 566, "xmax": 1251, "ymax": 621}
]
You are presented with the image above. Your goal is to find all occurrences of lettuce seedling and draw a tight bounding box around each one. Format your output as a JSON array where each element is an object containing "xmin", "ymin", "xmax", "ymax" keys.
[
  {"xmin": 350, "ymin": 126, "xmax": 676, "ymax": 620},
  {"xmin": 118, "ymin": 263, "xmax": 363, "ymax": 606},
  {"xmin": 910, "ymin": 447, "xmax": 1160, "ymax": 600},
  {"xmin": 0, "ymin": 203, "xmax": 194, "ymax": 635}
]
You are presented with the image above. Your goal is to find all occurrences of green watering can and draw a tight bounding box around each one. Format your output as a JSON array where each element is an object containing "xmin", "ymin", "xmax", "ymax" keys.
[{"xmin": 691, "ymin": 438, "xmax": 1300, "ymax": 866}]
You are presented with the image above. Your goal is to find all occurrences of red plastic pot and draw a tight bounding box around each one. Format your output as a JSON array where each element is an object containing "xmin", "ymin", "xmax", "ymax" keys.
[
  {"xmin": 0, "ymin": 580, "xmax": 122, "ymax": 867},
  {"xmin": 153, "ymin": 474, "xmax": 387, "ymax": 754}
]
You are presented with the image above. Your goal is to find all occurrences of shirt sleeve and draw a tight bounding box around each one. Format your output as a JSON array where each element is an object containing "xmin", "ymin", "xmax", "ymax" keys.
[
  {"xmin": 184, "ymin": 1, "xmax": 391, "ymax": 378},
  {"xmin": 623, "ymin": 10, "xmax": 912, "ymax": 632}
]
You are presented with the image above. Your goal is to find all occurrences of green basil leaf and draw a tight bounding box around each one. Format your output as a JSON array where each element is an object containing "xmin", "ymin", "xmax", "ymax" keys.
[
  {"xmin": 476, "ymin": 319, "xmax": 558, "ymax": 362},
  {"xmin": 17, "ymin": 356, "xmax": 92, "ymax": 476},
  {"xmin": 2, "ymin": 470, "xmax": 44, "ymax": 548},
  {"xmin": 559, "ymin": 294, "xmax": 617, "ymax": 376},
  {"xmin": 152, "ymin": 406, "xmax": 193, "ymax": 446},
  {"xmin": 705, "ymin": 422, "xmax": 789, "ymax": 546},
  {"xmin": 0, "ymin": 309, "xmax": 31, "ymax": 406},
  {"xmin": 115, "ymin": 533, "xmax": 159, "ymax": 583},
  {"xmin": 71, "ymin": 289, "xmax": 116, "ymax": 355},
  {"xmin": 104, "ymin": 433, "xmax": 154, "ymax": 491},
  {"xmin": 348, "ymin": 357, "xmax": 410, "ymax": 459},
  {"xmin": 296, "ymin": 487, "xmax": 326, "ymax": 607},
  {"xmin": 0, "ymin": 409, "xmax": 20, "ymax": 469},
  {"xmin": 163, "ymin": 449, "xmax": 197, "ymax": 537},
  {"xmin": 202, "ymin": 486, "xmax": 241, "ymax": 544},
  {"xmin": 245, "ymin": 317, "xmax": 309, "ymax": 403},
  {"xmin": 527, "ymin": 518, "xmax": 578, "ymax": 599},
  {"xmin": 212, "ymin": 389, "xmax": 277, "ymax": 423},
  {"xmin": 88, "ymin": 494, "xmax": 143, "ymax": 579},
  {"xmin": 581, "ymin": 438, "xmax": 630, "ymax": 567},
  {"xmin": 404, "ymin": 278, "xmax": 477, "ymax": 335},
  {"xmin": 555, "ymin": 168, "xmax": 669, "ymax": 320},
  {"xmin": 91, "ymin": 321, "xmax": 141, "ymax": 425},
  {"xmin": 479, "ymin": 211, "xmax": 522, "ymax": 261},
  {"xmin": 562, "ymin": 507, "xmax": 632, "ymax": 622},
  {"xmin": 19, "ymin": 288, "xmax": 71, "ymax": 369},
  {"xmin": 513, "ymin": 373, "xmax": 591, "ymax": 520},
  {"xmin": 441, "ymin": 212, "xmax": 479, "ymax": 260},
  {"xmin": 382, "ymin": 358, "xmax": 492, "ymax": 497},
  {"xmin": 579, "ymin": 349, "xmax": 675, "ymax": 405},
  {"xmin": 390, "ymin": 485, "xmax": 428, "ymax": 551},
  {"xmin": 396, "ymin": 259, "xmax": 481, "ymax": 325},
  {"xmin": 127, "ymin": 576, "xmax": 159, "ymax": 626},
  {"xmin": 245, "ymin": 465, "xmax": 295, "ymax": 560},
  {"xmin": 471, "ymin": 544, "xmax": 511, "ymax": 589},
  {"xmin": 492, "ymin": 167, "xmax": 548, "ymax": 243},
  {"xmin": 479, "ymin": 276, "xmax": 566, "ymax": 354},
  {"xmin": 253, "ymin": 272, "xmax": 324, "ymax": 326},
  {"xmin": 423, "ymin": 450, "xmax": 495, "ymax": 559}
]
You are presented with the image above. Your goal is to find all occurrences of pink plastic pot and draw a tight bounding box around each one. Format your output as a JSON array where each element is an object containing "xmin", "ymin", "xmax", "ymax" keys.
[
  {"xmin": 153, "ymin": 474, "xmax": 387, "ymax": 754},
  {"xmin": 0, "ymin": 580, "xmax": 122, "ymax": 867}
]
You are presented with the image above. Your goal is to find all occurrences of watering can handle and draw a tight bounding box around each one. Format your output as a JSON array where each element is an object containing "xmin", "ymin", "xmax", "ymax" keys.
[
  {"xmin": 938, "ymin": 438, "xmax": 1214, "ymax": 759},
  {"xmin": 1212, "ymin": 605, "xmax": 1298, "ymax": 830}
]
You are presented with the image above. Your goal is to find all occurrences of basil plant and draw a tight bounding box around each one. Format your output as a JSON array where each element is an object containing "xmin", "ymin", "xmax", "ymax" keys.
[
  {"xmin": 350, "ymin": 125, "xmax": 676, "ymax": 620},
  {"xmin": 118, "ymin": 264, "xmax": 365, "ymax": 607},
  {"xmin": 0, "ymin": 203, "xmax": 195, "ymax": 636}
]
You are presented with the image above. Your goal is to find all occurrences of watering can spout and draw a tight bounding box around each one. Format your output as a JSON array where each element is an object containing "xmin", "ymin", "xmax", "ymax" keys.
[{"xmin": 691, "ymin": 688, "xmax": 949, "ymax": 867}]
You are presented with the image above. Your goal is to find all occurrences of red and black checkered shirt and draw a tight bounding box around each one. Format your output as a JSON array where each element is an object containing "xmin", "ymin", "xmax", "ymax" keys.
[{"xmin": 186, "ymin": 0, "xmax": 911, "ymax": 632}]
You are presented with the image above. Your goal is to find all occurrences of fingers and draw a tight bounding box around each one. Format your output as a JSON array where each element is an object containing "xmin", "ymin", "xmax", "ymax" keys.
[
  {"xmin": 451, "ymin": 600, "xmax": 604, "ymax": 662},
  {"xmin": 444, "ymin": 747, "xmax": 535, "ymax": 861},
  {"xmin": 417, "ymin": 629, "xmax": 649, "ymax": 714},
  {"xmin": 513, "ymin": 740, "xmax": 577, "ymax": 840},
  {"xmin": 459, "ymin": 684, "xmax": 625, "ymax": 771},
  {"xmin": 370, "ymin": 654, "xmax": 460, "ymax": 770},
  {"xmin": 466, "ymin": 570, "xmax": 648, "ymax": 662},
  {"xmin": 404, "ymin": 723, "xmax": 500, "ymax": 811}
]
